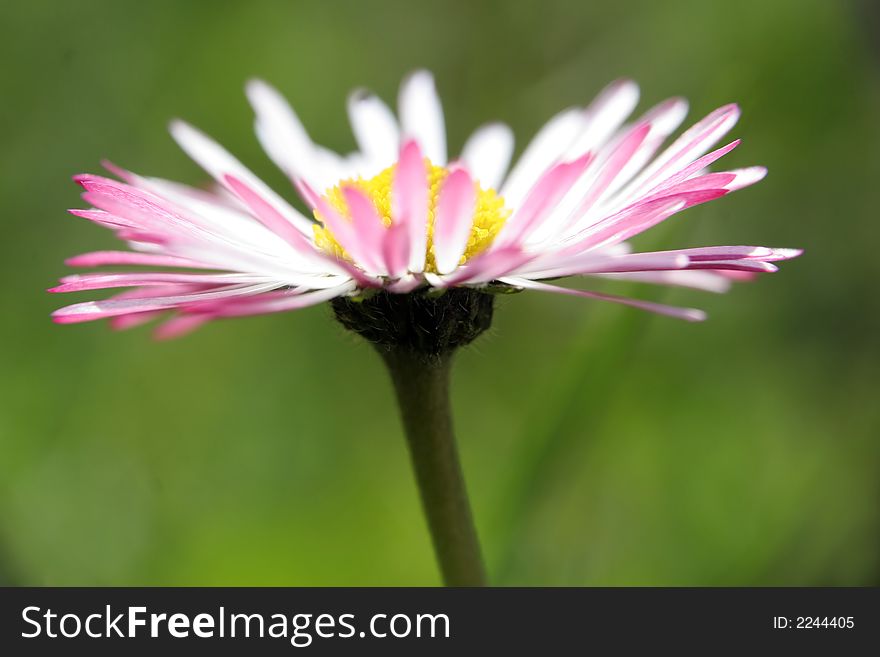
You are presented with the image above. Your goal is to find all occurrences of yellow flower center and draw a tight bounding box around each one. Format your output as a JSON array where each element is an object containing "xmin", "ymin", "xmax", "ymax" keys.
[{"xmin": 313, "ymin": 160, "xmax": 510, "ymax": 273}]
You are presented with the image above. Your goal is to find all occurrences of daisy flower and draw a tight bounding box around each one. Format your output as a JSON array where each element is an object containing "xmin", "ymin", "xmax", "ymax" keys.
[
  {"xmin": 52, "ymin": 70, "xmax": 800, "ymax": 338},
  {"xmin": 51, "ymin": 71, "xmax": 803, "ymax": 587}
]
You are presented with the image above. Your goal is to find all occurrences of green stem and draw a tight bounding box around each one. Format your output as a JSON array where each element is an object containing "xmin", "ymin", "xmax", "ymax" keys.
[{"xmin": 380, "ymin": 348, "xmax": 487, "ymax": 587}]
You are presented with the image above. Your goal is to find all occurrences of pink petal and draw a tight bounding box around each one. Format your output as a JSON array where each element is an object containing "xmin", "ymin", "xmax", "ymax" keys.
[
  {"xmin": 111, "ymin": 312, "xmax": 164, "ymax": 330},
  {"xmin": 683, "ymin": 259, "xmax": 779, "ymax": 273},
  {"xmin": 206, "ymin": 282, "xmax": 355, "ymax": 318},
  {"xmin": 595, "ymin": 270, "xmax": 733, "ymax": 293},
  {"xmin": 52, "ymin": 282, "xmax": 280, "ymax": 324},
  {"xmin": 644, "ymin": 245, "xmax": 802, "ymax": 262},
  {"xmin": 341, "ymin": 186, "xmax": 388, "ymax": 275},
  {"xmin": 65, "ymin": 251, "xmax": 215, "ymax": 269},
  {"xmin": 169, "ymin": 119, "xmax": 314, "ymax": 235},
  {"xmin": 500, "ymin": 108, "xmax": 587, "ymax": 210},
  {"xmin": 633, "ymin": 139, "xmax": 741, "ymax": 198},
  {"xmin": 382, "ymin": 221, "xmax": 410, "ymax": 279},
  {"xmin": 223, "ymin": 174, "xmax": 322, "ymax": 256},
  {"xmin": 513, "ymin": 252, "xmax": 690, "ymax": 280},
  {"xmin": 385, "ymin": 273, "xmax": 423, "ymax": 293},
  {"xmin": 296, "ymin": 179, "xmax": 380, "ymax": 279},
  {"xmin": 624, "ymin": 104, "xmax": 741, "ymax": 197},
  {"xmin": 154, "ymin": 314, "xmax": 211, "ymax": 340},
  {"xmin": 49, "ymin": 272, "xmax": 268, "ymax": 293},
  {"xmin": 106, "ymin": 284, "xmax": 212, "ymax": 330},
  {"xmin": 569, "ymin": 122, "xmax": 652, "ymax": 218},
  {"xmin": 497, "ymin": 154, "xmax": 593, "ymax": 248},
  {"xmin": 433, "ymin": 168, "xmax": 477, "ymax": 274},
  {"xmin": 499, "ymin": 276, "xmax": 706, "ymax": 321},
  {"xmin": 564, "ymin": 79, "xmax": 641, "ymax": 158},
  {"xmin": 393, "ymin": 140, "xmax": 429, "ymax": 273},
  {"xmin": 68, "ymin": 208, "xmax": 136, "ymax": 229},
  {"xmin": 438, "ymin": 246, "xmax": 532, "ymax": 287},
  {"xmin": 75, "ymin": 175, "xmax": 211, "ymax": 243},
  {"xmin": 569, "ymin": 189, "xmax": 729, "ymax": 252}
]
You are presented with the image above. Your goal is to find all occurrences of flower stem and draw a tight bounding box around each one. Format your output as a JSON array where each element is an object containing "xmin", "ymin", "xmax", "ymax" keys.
[{"xmin": 380, "ymin": 347, "xmax": 487, "ymax": 587}]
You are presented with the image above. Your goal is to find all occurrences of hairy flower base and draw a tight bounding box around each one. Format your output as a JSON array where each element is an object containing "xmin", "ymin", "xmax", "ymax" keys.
[{"xmin": 331, "ymin": 288, "xmax": 494, "ymax": 359}]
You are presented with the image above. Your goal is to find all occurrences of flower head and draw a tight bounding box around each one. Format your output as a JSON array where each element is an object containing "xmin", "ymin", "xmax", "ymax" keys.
[{"xmin": 52, "ymin": 70, "xmax": 800, "ymax": 338}]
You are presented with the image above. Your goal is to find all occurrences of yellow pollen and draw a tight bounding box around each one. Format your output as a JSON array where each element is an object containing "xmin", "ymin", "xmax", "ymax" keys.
[{"xmin": 312, "ymin": 160, "xmax": 510, "ymax": 273}]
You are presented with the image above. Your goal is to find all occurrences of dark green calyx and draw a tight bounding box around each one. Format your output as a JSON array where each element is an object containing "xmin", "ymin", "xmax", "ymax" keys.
[{"xmin": 331, "ymin": 288, "xmax": 494, "ymax": 360}]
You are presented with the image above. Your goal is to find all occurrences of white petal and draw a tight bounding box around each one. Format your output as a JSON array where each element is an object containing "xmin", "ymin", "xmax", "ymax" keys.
[
  {"xmin": 460, "ymin": 123, "xmax": 515, "ymax": 190},
  {"xmin": 500, "ymin": 107, "xmax": 586, "ymax": 210},
  {"xmin": 564, "ymin": 79, "xmax": 640, "ymax": 158},
  {"xmin": 398, "ymin": 70, "xmax": 447, "ymax": 165},
  {"xmin": 347, "ymin": 89, "xmax": 400, "ymax": 170},
  {"xmin": 245, "ymin": 79, "xmax": 317, "ymax": 183},
  {"xmin": 168, "ymin": 119, "xmax": 315, "ymax": 236}
]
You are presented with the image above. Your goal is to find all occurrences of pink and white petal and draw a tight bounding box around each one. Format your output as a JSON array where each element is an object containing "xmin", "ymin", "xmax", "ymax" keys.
[
  {"xmin": 568, "ymin": 189, "xmax": 728, "ymax": 252},
  {"xmin": 105, "ymin": 160, "xmax": 247, "ymax": 212},
  {"xmin": 398, "ymin": 70, "xmax": 447, "ymax": 165},
  {"xmin": 385, "ymin": 274, "xmax": 423, "ymax": 293},
  {"xmin": 498, "ymin": 276, "xmax": 706, "ymax": 321},
  {"xmin": 460, "ymin": 123, "xmax": 515, "ymax": 190},
  {"xmin": 438, "ymin": 247, "xmax": 532, "ymax": 287},
  {"xmin": 222, "ymin": 174, "xmax": 329, "ymax": 265},
  {"xmin": 683, "ymin": 259, "xmax": 779, "ymax": 273},
  {"xmin": 568, "ymin": 123, "xmax": 652, "ymax": 220},
  {"xmin": 76, "ymin": 175, "xmax": 288, "ymax": 266},
  {"xmin": 721, "ymin": 166, "xmax": 767, "ymax": 191},
  {"xmin": 495, "ymin": 154, "xmax": 593, "ymax": 248},
  {"xmin": 641, "ymin": 245, "xmax": 802, "ymax": 262},
  {"xmin": 101, "ymin": 161, "xmax": 288, "ymax": 253},
  {"xmin": 347, "ymin": 89, "xmax": 400, "ymax": 170},
  {"xmin": 297, "ymin": 179, "xmax": 378, "ymax": 274},
  {"xmin": 65, "ymin": 251, "xmax": 214, "ymax": 269},
  {"xmin": 75, "ymin": 192, "xmax": 348, "ymax": 285},
  {"xmin": 153, "ymin": 313, "xmax": 212, "ymax": 340},
  {"xmin": 106, "ymin": 284, "xmax": 209, "ymax": 331},
  {"xmin": 511, "ymin": 251, "xmax": 690, "ymax": 280},
  {"xmin": 763, "ymin": 248, "xmax": 803, "ymax": 261},
  {"xmin": 75, "ymin": 175, "xmax": 233, "ymax": 244},
  {"xmin": 341, "ymin": 186, "xmax": 388, "ymax": 275},
  {"xmin": 207, "ymin": 281, "xmax": 356, "ymax": 318},
  {"xmin": 393, "ymin": 140, "xmax": 429, "ymax": 273},
  {"xmin": 629, "ymin": 139, "xmax": 740, "ymax": 199},
  {"xmin": 500, "ymin": 107, "xmax": 586, "ymax": 210},
  {"xmin": 169, "ymin": 119, "xmax": 314, "ymax": 235},
  {"xmin": 621, "ymin": 104, "xmax": 741, "ymax": 198},
  {"xmin": 50, "ymin": 272, "xmax": 271, "ymax": 293},
  {"xmin": 563, "ymin": 79, "xmax": 641, "ymax": 158},
  {"xmin": 52, "ymin": 282, "xmax": 282, "ymax": 324},
  {"xmin": 111, "ymin": 312, "xmax": 164, "ymax": 331},
  {"xmin": 68, "ymin": 207, "xmax": 137, "ymax": 229},
  {"xmin": 541, "ymin": 102, "xmax": 688, "ymax": 242},
  {"xmin": 591, "ymin": 98, "xmax": 691, "ymax": 203},
  {"xmin": 382, "ymin": 221, "xmax": 411, "ymax": 279},
  {"xmin": 594, "ymin": 270, "xmax": 733, "ymax": 293},
  {"xmin": 433, "ymin": 168, "xmax": 477, "ymax": 275},
  {"xmin": 245, "ymin": 79, "xmax": 320, "ymax": 185},
  {"xmin": 640, "ymin": 169, "xmax": 761, "ymax": 202}
]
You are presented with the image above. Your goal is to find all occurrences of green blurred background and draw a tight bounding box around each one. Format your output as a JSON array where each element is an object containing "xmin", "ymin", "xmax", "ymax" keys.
[{"xmin": 1, "ymin": 0, "xmax": 877, "ymax": 586}]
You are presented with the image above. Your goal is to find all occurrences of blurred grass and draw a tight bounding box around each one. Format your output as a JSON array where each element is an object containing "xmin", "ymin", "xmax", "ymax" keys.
[{"xmin": 0, "ymin": 0, "xmax": 877, "ymax": 585}]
